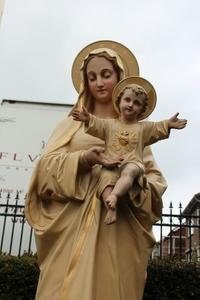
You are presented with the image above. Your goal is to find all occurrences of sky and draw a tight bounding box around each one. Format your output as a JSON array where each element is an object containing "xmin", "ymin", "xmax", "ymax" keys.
[{"xmin": 0, "ymin": 0, "xmax": 199, "ymax": 214}]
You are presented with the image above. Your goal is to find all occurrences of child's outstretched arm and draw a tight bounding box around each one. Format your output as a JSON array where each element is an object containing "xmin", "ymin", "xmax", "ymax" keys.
[
  {"xmin": 72, "ymin": 106, "xmax": 90, "ymax": 126},
  {"xmin": 168, "ymin": 113, "xmax": 187, "ymax": 130}
]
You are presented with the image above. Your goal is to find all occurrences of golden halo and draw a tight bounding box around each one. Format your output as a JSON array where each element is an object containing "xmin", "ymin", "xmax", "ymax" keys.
[
  {"xmin": 112, "ymin": 76, "xmax": 157, "ymax": 120},
  {"xmin": 71, "ymin": 40, "xmax": 140, "ymax": 92}
]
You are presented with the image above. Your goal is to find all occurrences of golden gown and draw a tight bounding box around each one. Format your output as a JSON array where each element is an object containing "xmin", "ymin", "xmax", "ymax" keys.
[{"xmin": 25, "ymin": 116, "xmax": 167, "ymax": 300}]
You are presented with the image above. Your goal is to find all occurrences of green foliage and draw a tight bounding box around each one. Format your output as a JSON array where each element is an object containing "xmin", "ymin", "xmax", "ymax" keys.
[
  {"xmin": 0, "ymin": 255, "xmax": 200, "ymax": 299},
  {"xmin": 144, "ymin": 259, "xmax": 200, "ymax": 300},
  {"xmin": 0, "ymin": 253, "xmax": 39, "ymax": 300}
]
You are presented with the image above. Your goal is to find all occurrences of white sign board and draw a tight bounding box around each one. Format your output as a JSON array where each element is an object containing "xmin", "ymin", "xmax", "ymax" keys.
[{"xmin": 0, "ymin": 99, "xmax": 72, "ymax": 202}]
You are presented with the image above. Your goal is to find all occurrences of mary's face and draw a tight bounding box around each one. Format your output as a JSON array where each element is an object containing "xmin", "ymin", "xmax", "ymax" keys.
[{"xmin": 86, "ymin": 56, "xmax": 118, "ymax": 104}]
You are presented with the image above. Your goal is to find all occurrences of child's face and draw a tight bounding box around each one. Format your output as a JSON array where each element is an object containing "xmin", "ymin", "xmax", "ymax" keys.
[{"xmin": 119, "ymin": 89, "xmax": 145, "ymax": 121}]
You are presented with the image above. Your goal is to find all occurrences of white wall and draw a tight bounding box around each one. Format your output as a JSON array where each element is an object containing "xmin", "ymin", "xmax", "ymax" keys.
[{"xmin": 0, "ymin": 99, "xmax": 72, "ymax": 201}]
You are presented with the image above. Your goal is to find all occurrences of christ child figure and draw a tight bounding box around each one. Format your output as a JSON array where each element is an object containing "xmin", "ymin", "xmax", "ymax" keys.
[{"xmin": 72, "ymin": 76, "xmax": 187, "ymax": 225}]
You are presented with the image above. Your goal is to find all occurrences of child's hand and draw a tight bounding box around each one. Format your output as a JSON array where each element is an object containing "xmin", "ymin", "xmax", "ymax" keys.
[
  {"xmin": 168, "ymin": 113, "xmax": 187, "ymax": 129},
  {"xmin": 72, "ymin": 106, "xmax": 90, "ymax": 124}
]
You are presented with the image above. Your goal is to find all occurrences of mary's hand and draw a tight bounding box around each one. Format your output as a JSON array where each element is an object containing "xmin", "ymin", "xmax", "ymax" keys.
[{"xmin": 84, "ymin": 146, "xmax": 123, "ymax": 169}]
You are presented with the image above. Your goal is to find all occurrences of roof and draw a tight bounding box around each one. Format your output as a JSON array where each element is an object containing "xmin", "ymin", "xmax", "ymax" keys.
[{"xmin": 182, "ymin": 193, "xmax": 200, "ymax": 215}]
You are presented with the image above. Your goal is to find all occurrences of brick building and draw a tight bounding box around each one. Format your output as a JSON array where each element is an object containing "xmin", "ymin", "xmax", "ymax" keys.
[
  {"xmin": 152, "ymin": 193, "xmax": 200, "ymax": 261},
  {"xmin": 183, "ymin": 193, "xmax": 200, "ymax": 261}
]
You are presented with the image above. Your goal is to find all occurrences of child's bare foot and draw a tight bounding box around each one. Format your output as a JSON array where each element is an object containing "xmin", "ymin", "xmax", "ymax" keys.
[
  {"xmin": 106, "ymin": 194, "xmax": 117, "ymax": 209},
  {"xmin": 104, "ymin": 208, "xmax": 117, "ymax": 225}
]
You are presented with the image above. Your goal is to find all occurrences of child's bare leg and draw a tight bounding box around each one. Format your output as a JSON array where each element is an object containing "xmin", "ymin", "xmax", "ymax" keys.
[
  {"xmin": 102, "ymin": 186, "xmax": 117, "ymax": 225},
  {"xmin": 106, "ymin": 163, "xmax": 141, "ymax": 209}
]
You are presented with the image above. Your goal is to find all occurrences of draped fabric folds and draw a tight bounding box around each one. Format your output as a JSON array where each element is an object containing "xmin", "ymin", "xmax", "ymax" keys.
[{"xmin": 25, "ymin": 117, "xmax": 167, "ymax": 300}]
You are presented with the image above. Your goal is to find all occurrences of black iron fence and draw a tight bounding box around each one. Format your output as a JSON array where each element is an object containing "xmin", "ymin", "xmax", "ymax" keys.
[
  {"xmin": 0, "ymin": 192, "xmax": 200, "ymax": 260},
  {"xmin": 0, "ymin": 192, "xmax": 34, "ymax": 256},
  {"xmin": 153, "ymin": 202, "xmax": 200, "ymax": 262}
]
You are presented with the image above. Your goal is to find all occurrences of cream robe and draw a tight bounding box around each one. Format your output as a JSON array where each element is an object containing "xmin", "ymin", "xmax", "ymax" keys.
[
  {"xmin": 25, "ymin": 116, "xmax": 167, "ymax": 300},
  {"xmin": 85, "ymin": 115, "xmax": 169, "ymax": 197}
]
